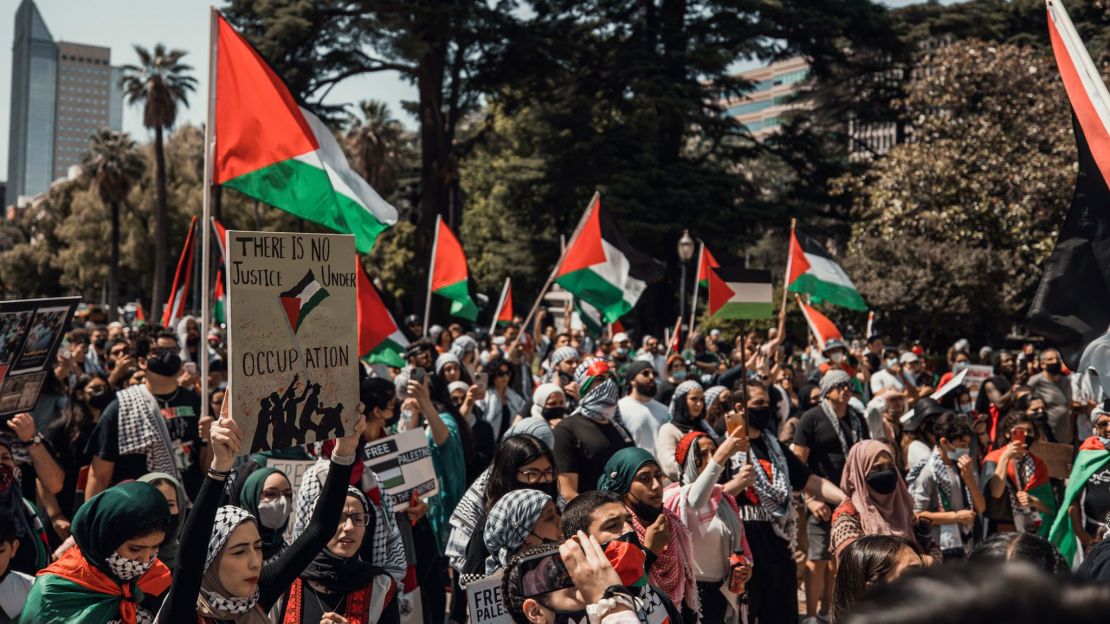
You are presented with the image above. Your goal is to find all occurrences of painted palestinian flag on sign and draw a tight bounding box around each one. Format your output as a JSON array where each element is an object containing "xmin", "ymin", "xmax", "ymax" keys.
[
  {"xmin": 787, "ymin": 228, "xmax": 866, "ymax": 311},
  {"xmin": 1050, "ymin": 437, "xmax": 1110, "ymax": 567},
  {"xmin": 707, "ymin": 268, "xmax": 773, "ymax": 320},
  {"xmin": 162, "ymin": 216, "xmax": 198, "ymax": 329},
  {"xmin": 430, "ymin": 217, "xmax": 479, "ymax": 321},
  {"xmin": 213, "ymin": 13, "xmax": 397, "ymax": 253},
  {"xmin": 555, "ymin": 194, "xmax": 664, "ymax": 323},
  {"xmin": 279, "ymin": 270, "xmax": 329, "ymax": 334},
  {"xmin": 357, "ymin": 261, "xmax": 409, "ymax": 367},
  {"xmin": 796, "ymin": 296, "xmax": 843, "ymax": 351},
  {"xmin": 696, "ymin": 244, "xmax": 720, "ymax": 289}
]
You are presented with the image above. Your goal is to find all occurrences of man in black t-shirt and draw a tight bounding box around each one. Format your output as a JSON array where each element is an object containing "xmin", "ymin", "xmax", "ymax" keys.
[
  {"xmin": 553, "ymin": 359, "xmax": 633, "ymax": 499},
  {"xmin": 792, "ymin": 369, "xmax": 869, "ymax": 624},
  {"xmin": 85, "ymin": 340, "xmax": 209, "ymax": 499}
]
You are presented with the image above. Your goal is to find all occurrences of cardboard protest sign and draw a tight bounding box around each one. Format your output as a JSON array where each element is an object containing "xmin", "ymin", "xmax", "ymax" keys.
[
  {"xmin": 954, "ymin": 363, "xmax": 994, "ymax": 401},
  {"xmin": 1032, "ymin": 441, "xmax": 1074, "ymax": 479},
  {"xmin": 226, "ymin": 231, "xmax": 358, "ymax": 453},
  {"xmin": 363, "ymin": 429, "xmax": 440, "ymax": 511},
  {"xmin": 467, "ymin": 574, "xmax": 513, "ymax": 624},
  {"xmin": 0, "ymin": 297, "xmax": 79, "ymax": 416}
]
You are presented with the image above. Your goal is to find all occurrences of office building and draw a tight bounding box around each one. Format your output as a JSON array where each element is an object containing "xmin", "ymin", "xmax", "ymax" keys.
[
  {"xmin": 722, "ymin": 56, "xmax": 811, "ymax": 140},
  {"xmin": 7, "ymin": 0, "xmax": 123, "ymax": 203}
]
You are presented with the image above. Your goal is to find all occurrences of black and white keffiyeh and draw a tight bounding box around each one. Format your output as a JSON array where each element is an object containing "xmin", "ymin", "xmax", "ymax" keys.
[
  {"xmin": 447, "ymin": 467, "xmax": 490, "ymax": 571},
  {"xmin": 116, "ymin": 385, "xmax": 179, "ymax": 478},
  {"xmin": 926, "ymin": 447, "xmax": 967, "ymax": 512},
  {"xmin": 205, "ymin": 505, "xmax": 254, "ymax": 570},
  {"xmin": 200, "ymin": 586, "xmax": 260, "ymax": 616},
  {"xmin": 197, "ymin": 505, "xmax": 262, "ymax": 619},
  {"xmin": 106, "ymin": 552, "xmax": 155, "ymax": 581},
  {"xmin": 482, "ymin": 488, "xmax": 551, "ymax": 575},
  {"xmin": 736, "ymin": 436, "xmax": 791, "ymax": 519},
  {"xmin": 820, "ymin": 399, "xmax": 865, "ymax": 457}
]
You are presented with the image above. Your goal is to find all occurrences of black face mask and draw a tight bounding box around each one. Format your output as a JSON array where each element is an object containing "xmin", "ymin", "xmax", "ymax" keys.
[
  {"xmin": 1045, "ymin": 363, "xmax": 1062, "ymax": 376},
  {"xmin": 630, "ymin": 500, "xmax": 661, "ymax": 524},
  {"xmin": 541, "ymin": 406, "xmax": 567, "ymax": 422},
  {"xmin": 88, "ymin": 389, "xmax": 115, "ymax": 411},
  {"xmin": 866, "ymin": 468, "xmax": 898, "ymax": 495},
  {"xmin": 93, "ymin": 338, "xmax": 107, "ymax": 351},
  {"xmin": 145, "ymin": 349, "xmax": 182, "ymax": 377},
  {"xmin": 164, "ymin": 513, "xmax": 180, "ymax": 536},
  {"xmin": 746, "ymin": 406, "xmax": 774, "ymax": 432},
  {"xmin": 634, "ymin": 381, "xmax": 657, "ymax": 398}
]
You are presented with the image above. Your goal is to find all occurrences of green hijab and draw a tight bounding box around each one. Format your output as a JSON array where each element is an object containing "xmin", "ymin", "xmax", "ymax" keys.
[
  {"xmin": 72, "ymin": 481, "xmax": 171, "ymax": 578},
  {"xmin": 137, "ymin": 472, "xmax": 187, "ymax": 571},
  {"xmin": 597, "ymin": 447, "xmax": 657, "ymax": 494},
  {"xmin": 239, "ymin": 467, "xmax": 289, "ymax": 559}
]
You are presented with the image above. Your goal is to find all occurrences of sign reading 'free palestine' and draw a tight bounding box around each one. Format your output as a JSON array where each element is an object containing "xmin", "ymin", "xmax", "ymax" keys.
[{"xmin": 226, "ymin": 230, "xmax": 359, "ymax": 454}]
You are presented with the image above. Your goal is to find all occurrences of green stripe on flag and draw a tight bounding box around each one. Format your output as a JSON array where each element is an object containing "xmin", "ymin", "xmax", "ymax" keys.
[
  {"xmin": 213, "ymin": 298, "xmax": 225, "ymax": 325},
  {"xmin": 557, "ymin": 268, "xmax": 631, "ymax": 323},
  {"xmin": 225, "ymin": 158, "xmax": 391, "ymax": 254},
  {"xmin": 1049, "ymin": 448, "xmax": 1110, "ymax": 565},
  {"xmin": 787, "ymin": 273, "xmax": 867, "ymax": 311},
  {"xmin": 713, "ymin": 301, "xmax": 774, "ymax": 320},
  {"xmin": 296, "ymin": 286, "xmax": 330, "ymax": 331},
  {"xmin": 366, "ymin": 337, "xmax": 408, "ymax": 368},
  {"xmin": 434, "ymin": 280, "xmax": 479, "ymax": 321}
]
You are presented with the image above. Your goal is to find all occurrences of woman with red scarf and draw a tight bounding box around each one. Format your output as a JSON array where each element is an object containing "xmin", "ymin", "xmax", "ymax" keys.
[{"xmin": 980, "ymin": 412, "xmax": 1057, "ymax": 537}]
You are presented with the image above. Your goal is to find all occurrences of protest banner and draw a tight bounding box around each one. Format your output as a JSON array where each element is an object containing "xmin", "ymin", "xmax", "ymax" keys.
[
  {"xmin": 1032, "ymin": 441, "xmax": 1075, "ymax": 479},
  {"xmin": 0, "ymin": 297, "xmax": 79, "ymax": 416},
  {"xmin": 467, "ymin": 573, "xmax": 513, "ymax": 624},
  {"xmin": 954, "ymin": 363, "xmax": 994, "ymax": 400},
  {"xmin": 363, "ymin": 428, "xmax": 440, "ymax": 512},
  {"xmin": 226, "ymin": 231, "xmax": 359, "ymax": 453}
]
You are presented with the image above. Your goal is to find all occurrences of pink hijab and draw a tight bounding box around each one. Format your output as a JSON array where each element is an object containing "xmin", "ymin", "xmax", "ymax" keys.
[{"xmin": 841, "ymin": 440, "xmax": 916, "ymax": 541}]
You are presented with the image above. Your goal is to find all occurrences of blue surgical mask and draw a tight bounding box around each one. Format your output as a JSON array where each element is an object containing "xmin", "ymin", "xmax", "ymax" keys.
[
  {"xmin": 946, "ymin": 447, "xmax": 969, "ymax": 461},
  {"xmin": 959, "ymin": 403, "xmax": 974, "ymax": 414},
  {"xmin": 672, "ymin": 370, "xmax": 687, "ymax": 380}
]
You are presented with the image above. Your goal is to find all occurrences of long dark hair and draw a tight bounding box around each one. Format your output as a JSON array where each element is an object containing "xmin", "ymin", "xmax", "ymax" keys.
[
  {"xmin": 967, "ymin": 532, "xmax": 1067, "ymax": 577},
  {"xmin": 832, "ymin": 535, "xmax": 924, "ymax": 623},
  {"xmin": 61, "ymin": 373, "xmax": 109, "ymax": 449},
  {"xmin": 483, "ymin": 434, "xmax": 556, "ymax": 510}
]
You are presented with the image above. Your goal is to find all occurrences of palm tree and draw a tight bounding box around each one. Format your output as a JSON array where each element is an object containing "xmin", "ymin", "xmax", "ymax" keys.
[
  {"xmin": 81, "ymin": 130, "xmax": 146, "ymax": 322},
  {"xmin": 346, "ymin": 100, "xmax": 407, "ymax": 194},
  {"xmin": 120, "ymin": 44, "xmax": 197, "ymax": 323}
]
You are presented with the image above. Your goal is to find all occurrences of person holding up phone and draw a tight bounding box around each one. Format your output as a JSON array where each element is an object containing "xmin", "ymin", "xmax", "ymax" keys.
[{"xmin": 981, "ymin": 412, "xmax": 1057, "ymax": 537}]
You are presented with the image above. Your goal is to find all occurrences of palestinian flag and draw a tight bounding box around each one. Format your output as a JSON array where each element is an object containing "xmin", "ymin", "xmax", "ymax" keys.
[
  {"xmin": 796, "ymin": 296, "xmax": 844, "ymax": 351},
  {"xmin": 213, "ymin": 13, "xmax": 396, "ymax": 253},
  {"xmin": 211, "ymin": 218, "xmax": 229, "ymax": 325},
  {"xmin": 1026, "ymin": 0, "xmax": 1110, "ymax": 366},
  {"xmin": 707, "ymin": 267, "xmax": 773, "ymax": 320},
  {"xmin": 555, "ymin": 194, "xmax": 664, "ymax": 323},
  {"xmin": 982, "ymin": 448, "xmax": 1058, "ymax": 539},
  {"xmin": 786, "ymin": 227, "xmax": 866, "ymax": 311},
  {"xmin": 429, "ymin": 216, "xmax": 479, "ymax": 321},
  {"xmin": 574, "ymin": 298, "xmax": 604, "ymax": 336},
  {"xmin": 491, "ymin": 277, "xmax": 513, "ymax": 331},
  {"xmin": 357, "ymin": 261, "xmax": 409, "ymax": 367},
  {"xmin": 1050, "ymin": 437, "xmax": 1110, "ymax": 566},
  {"xmin": 162, "ymin": 216, "xmax": 198, "ymax": 328},
  {"xmin": 696, "ymin": 244, "xmax": 720, "ymax": 289},
  {"xmin": 279, "ymin": 270, "xmax": 329, "ymax": 334}
]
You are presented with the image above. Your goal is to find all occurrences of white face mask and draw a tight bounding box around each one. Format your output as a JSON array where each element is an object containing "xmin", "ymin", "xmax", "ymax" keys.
[
  {"xmin": 257, "ymin": 496, "xmax": 291, "ymax": 530},
  {"xmin": 830, "ymin": 352, "xmax": 845, "ymax": 365},
  {"xmin": 959, "ymin": 403, "xmax": 974, "ymax": 414}
]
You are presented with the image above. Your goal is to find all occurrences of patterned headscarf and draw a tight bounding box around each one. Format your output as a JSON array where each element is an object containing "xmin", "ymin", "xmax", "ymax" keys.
[
  {"xmin": 450, "ymin": 335, "xmax": 478, "ymax": 357},
  {"xmin": 573, "ymin": 359, "xmax": 620, "ymax": 422},
  {"xmin": 549, "ymin": 346, "xmax": 579, "ymax": 369},
  {"xmin": 505, "ymin": 417, "xmax": 556, "ymax": 450},
  {"xmin": 705, "ymin": 386, "xmax": 729, "ymax": 415},
  {"xmin": 198, "ymin": 506, "xmax": 265, "ymax": 623},
  {"xmin": 435, "ymin": 352, "xmax": 461, "ymax": 375},
  {"xmin": 482, "ymin": 489, "xmax": 552, "ymax": 575},
  {"xmin": 668, "ymin": 380, "xmax": 706, "ymax": 433}
]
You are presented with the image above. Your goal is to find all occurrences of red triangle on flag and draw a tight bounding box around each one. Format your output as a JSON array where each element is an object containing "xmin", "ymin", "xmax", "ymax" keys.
[
  {"xmin": 611, "ymin": 319, "xmax": 625, "ymax": 335},
  {"xmin": 697, "ymin": 246, "xmax": 720, "ymax": 283},
  {"xmin": 280, "ymin": 297, "xmax": 301, "ymax": 332},
  {"xmin": 357, "ymin": 259, "xmax": 399, "ymax": 357},
  {"xmin": 707, "ymin": 267, "xmax": 735, "ymax": 317},
  {"xmin": 787, "ymin": 229, "xmax": 812, "ymax": 286},
  {"xmin": 496, "ymin": 279, "xmax": 513, "ymax": 325},
  {"xmin": 796, "ymin": 296, "xmax": 843, "ymax": 350},
  {"xmin": 557, "ymin": 196, "xmax": 607, "ymax": 278},
  {"xmin": 431, "ymin": 218, "xmax": 470, "ymax": 292}
]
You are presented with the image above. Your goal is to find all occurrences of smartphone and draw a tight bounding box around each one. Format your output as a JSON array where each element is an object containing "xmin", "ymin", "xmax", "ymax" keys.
[
  {"xmin": 1013, "ymin": 428, "xmax": 1027, "ymax": 445},
  {"xmin": 411, "ymin": 367, "xmax": 426, "ymax": 385},
  {"xmin": 184, "ymin": 362, "xmax": 197, "ymax": 375},
  {"xmin": 474, "ymin": 372, "xmax": 488, "ymax": 394}
]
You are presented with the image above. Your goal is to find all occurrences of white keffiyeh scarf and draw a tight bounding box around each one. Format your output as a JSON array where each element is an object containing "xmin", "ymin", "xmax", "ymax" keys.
[{"xmin": 116, "ymin": 385, "xmax": 179, "ymax": 479}]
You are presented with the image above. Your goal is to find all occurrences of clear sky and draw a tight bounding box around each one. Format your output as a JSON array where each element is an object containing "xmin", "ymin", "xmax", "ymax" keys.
[{"xmin": 0, "ymin": 0, "xmax": 961, "ymax": 179}]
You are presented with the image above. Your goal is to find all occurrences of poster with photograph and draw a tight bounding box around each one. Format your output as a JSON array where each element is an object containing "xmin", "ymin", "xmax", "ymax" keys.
[
  {"xmin": 226, "ymin": 231, "xmax": 359, "ymax": 454},
  {"xmin": 0, "ymin": 297, "xmax": 79, "ymax": 417}
]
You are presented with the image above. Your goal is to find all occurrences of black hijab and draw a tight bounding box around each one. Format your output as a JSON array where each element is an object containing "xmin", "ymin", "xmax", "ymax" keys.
[{"xmin": 300, "ymin": 487, "xmax": 386, "ymax": 596}]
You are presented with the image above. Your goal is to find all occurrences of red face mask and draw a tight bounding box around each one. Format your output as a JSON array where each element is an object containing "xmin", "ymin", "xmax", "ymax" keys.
[{"xmin": 604, "ymin": 531, "xmax": 648, "ymax": 588}]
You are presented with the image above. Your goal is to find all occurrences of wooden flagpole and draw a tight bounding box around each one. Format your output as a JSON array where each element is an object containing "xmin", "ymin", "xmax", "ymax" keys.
[
  {"xmin": 688, "ymin": 241, "xmax": 703, "ymax": 341},
  {"xmin": 489, "ymin": 277, "xmax": 510, "ymax": 335},
  {"xmin": 422, "ymin": 214, "xmax": 441, "ymax": 338},
  {"xmin": 778, "ymin": 218, "xmax": 797, "ymax": 337},
  {"xmin": 199, "ymin": 6, "xmax": 218, "ymax": 422}
]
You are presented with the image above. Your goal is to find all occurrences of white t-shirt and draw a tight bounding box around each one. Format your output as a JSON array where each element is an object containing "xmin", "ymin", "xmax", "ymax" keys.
[
  {"xmin": 0, "ymin": 570, "xmax": 32, "ymax": 619},
  {"xmin": 618, "ymin": 396, "xmax": 671, "ymax": 457},
  {"xmin": 870, "ymin": 368, "xmax": 905, "ymax": 394}
]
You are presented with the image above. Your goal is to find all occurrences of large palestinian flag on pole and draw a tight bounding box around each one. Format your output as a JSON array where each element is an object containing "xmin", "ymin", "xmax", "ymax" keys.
[
  {"xmin": 1050, "ymin": 437, "xmax": 1110, "ymax": 567},
  {"xmin": 430, "ymin": 216, "xmax": 479, "ymax": 321},
  {"xmin": 555, "ymin": 194, "xmax": 664, "ymax": 323},
  {"xmin": 796, "ymin": 296, "xmax": 843, "ymax": 351},
  {"xmin": 1026, "ymin": 0, "xmax": 1110, "ymax": 366},
  {"xmin": 707, "ymin": 268, "xmax": 773, "ymax": 320},
  {"xmin": 786, "ymin": 228, "xmax": 866, "ymax": 311},
  {"xmin": 162, "ymin": 216, "xmax": 198, "ymax": 328},
  {"xmin": 212, "ymin": 13, "xmax": 397, "ymax": 253},
  {"xmin": 357, "ymin": 261, "xmax": 409, "ymax": 367}
]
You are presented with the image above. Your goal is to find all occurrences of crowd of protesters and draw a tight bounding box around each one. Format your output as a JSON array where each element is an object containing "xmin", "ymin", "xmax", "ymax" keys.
[{"xmin": 0, "ymin": 307, "xmax": 1109, "ymax": 624}]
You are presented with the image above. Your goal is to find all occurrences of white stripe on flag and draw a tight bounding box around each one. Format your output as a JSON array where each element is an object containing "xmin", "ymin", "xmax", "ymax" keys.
[
  {"xmin": 299, "ymin": 280, "xmax": 321, "ymax": 304},
  {"xmin": 804, "ymin": 252, "xmax": 857, "ymax": 290},
  {"xmin": 1049, "ymin": 1, "xmax": 1110, "ymax": 139},
  {"xmin": 596, "ymin": 239, "xmax": 647, "ymax": 306},
  {"xmin": 726, "ymin": 281, "xmax": 773, "ymax": 304}
]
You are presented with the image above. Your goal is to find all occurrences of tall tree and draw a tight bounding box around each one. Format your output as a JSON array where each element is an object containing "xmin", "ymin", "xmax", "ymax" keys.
[
  {"xmin": 345, "ymin": 100, "xmax": 409, "ymax": 196},
  {"xmin": 81, "ymin": 131, "xmax": 146, "ymax": 322},
  {"xmin": 120, "ymin": 44, "xmax": 197, "ymax": 324}
]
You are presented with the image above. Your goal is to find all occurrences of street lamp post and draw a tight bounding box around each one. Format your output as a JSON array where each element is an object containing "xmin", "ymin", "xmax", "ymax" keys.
[{"xmin": 677, "ymin": 229, "xmax": 696, "ymax": 322}]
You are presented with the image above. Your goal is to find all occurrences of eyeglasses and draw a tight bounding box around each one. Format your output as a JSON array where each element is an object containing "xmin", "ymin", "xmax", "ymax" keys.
[
  {"xmin": 339, "ymin": 512, "xmax": 371, "ymax": 527},
  {"xmin": 518, "ymin": 468, "xmax": 555, "ymax": 484},
  {"xmin": 261, "ymin": 488, "xmax": 293, "ymax": 501}
]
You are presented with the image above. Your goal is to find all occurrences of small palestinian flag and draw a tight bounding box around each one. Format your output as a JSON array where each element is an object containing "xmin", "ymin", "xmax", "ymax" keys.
[
  {"xmin": 786, "ymin": 227, "xmax": 866, "ymax": 311},
  {"xmin": 696, "ymin": 243, "xmax": 720, "ymax": 289},
  {"xmin": 279, "ymin": 270, "xmax": 329, "ymax": 334},
  {"xmin": 707, "ymin": 267, "xmax": 773, "ymax": 320},
  {"xmin": 211, "ymin": 218, "xmax": 229, "ymax": 325},
  {"xmin": 213, "ymin": 13, "xmax": 396, "ymax": 253},
  {"xmin": 357, "ymin": 260, "xmax": 409, "ymax": 368},
  {"xmin": 555, "ymin": 193, "xmax": 664, "ymax": 323},
  {"xmin": 982, "ymin": 448, "xmax": 1057, "ymax": 539},
  {"xmin": 1050, "ymin": 437, "xmax": 1110, "ymax": 566},
  {"xmin": 162, "ymin": 216, "xmax": 198, "ymax": 328},
  {"xmin": 491, "ymin": 277, "xmax": 513, "ymax": 333},
  {"xmin": 796, "ymin": 296, "xmax": 843, "ymax": 351},
  {"xmin": 429, "ymin": 216, "xmax": 479, "ymax": 321},
  {"xmin": 370, "ymin": 458, "xmax": 405, "ymax": 489}
]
